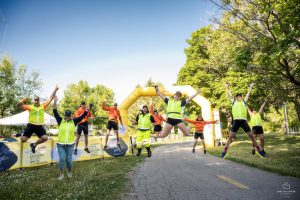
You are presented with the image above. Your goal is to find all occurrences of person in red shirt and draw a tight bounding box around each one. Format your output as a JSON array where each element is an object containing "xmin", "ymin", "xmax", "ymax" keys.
[
  {"xmin": 184, "ymin": 116, "xmax": 218, "ymax": 154},
  {"xmin": 150, "ymin": 105, "xmax": 166, "ymax": 139},
  {"xmin": 16, "ymin": 85, "xmax": 59, "ymax": 153},
  {"xmin": 74, "ymin": 101, "xmax": 94, "ymax": 155},
  {"xmin": 102, "ymin": 102, "xmax": 123, "ymax": 149}
]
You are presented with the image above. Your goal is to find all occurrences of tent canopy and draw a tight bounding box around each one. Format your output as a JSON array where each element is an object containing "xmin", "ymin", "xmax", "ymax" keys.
[{"xmin": 0, "ymin": 111, "xmax": 57, "ymax": 126}]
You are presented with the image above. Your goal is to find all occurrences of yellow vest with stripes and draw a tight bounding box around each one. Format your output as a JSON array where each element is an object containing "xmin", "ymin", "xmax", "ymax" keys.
[
  {"xmin": 166, "ymin": 98, "xmax": 182, "ymax": 119},
  {"xmin": 29, "ymin": 105, "xmax": 45, "ymax": 125},
  {"xmin": 57, "ymin": 120, "xmax": 76, "ymax": 144}
]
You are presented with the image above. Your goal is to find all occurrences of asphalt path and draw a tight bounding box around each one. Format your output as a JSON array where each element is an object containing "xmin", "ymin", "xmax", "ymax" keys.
[{"xmin": 123, "ymin": 142, "xmax": 300, "ymax": 200}]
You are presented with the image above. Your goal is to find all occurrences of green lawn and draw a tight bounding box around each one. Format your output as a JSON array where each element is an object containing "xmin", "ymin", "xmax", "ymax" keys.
[
  {"xmin": 207, "ymin": 133, "xmax": 300, "ymax": 178},
  {"xmin": 0, "ymin": 152, "xmax": 149, "ymax": 200}
]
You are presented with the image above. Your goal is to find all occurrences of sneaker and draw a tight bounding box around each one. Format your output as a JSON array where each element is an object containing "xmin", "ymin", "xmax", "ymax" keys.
[
  {"xmin": 204, "ymin": 150, "xmax": 206, "ymax": 154},
  {"xmin": 135, "ymin": 153, "xmax": 141, "ymax": 156},
  {"xmin": 74, "ymin": 149, "xmax": 77, "ymax": 155},
  {"xmin": 192, "ymin": 149, "xmax": 195, "ymax": 153},
  {"xmin": 262, "ymin": 149, "xmax": 267, "ymax": 155},
  {"xmin": 255, "ymin": 151, "xmax": 266, "ymax": 158},
  {"xmin": 84, "ymin": 148, "xmax": 90, "ymax": 153},
  {"xmin": 252, "ymin": 149, "xmax": 255, "ymax": 155},
  {"xmin": 30, "ymin": 143, "xmax": 36, "ymax": 154},
  {"xmin": 147, "ymin": 150, "xmax": 152, "ymax": 157},
  {"xmin": 58, "ymin": 174, "xmax": 64, "ymax": 180},
  {"xmin": 103, "ymin": 145, "xmax": 108, "ymax": 150},
  {"xmin": 67, "ymin": 172, "xmax": 72, "ymax": 178},
  {"xmin": 221, "ymin": 151, "xmax": 228, "ymax": 158}
]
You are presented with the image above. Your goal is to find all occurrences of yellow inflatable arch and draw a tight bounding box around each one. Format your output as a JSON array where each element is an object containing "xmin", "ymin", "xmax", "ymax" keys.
[{"xmin": 119, "ymin": 85, "xmax": 220, "ymax": 147}]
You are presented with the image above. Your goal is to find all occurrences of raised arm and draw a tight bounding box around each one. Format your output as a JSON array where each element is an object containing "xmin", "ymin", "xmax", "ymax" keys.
[
  {"xmin": 244, "ymin": 83, "xmax": 255, "ymax": 102},
  {"xmin": 150, "ymin": 105, "xmax": 154, "ymax": 115},
  {"xmin": 102, "ymin": 102, "xmax": 110, "ymax": 111},
  {"xmin": 155, "ymin": 86, "xmax": 166, "ymax": 101},
  {"xmin": 259, "ymin": 99, "xmax": 268, "ymax": 114},
  {"xmin": 53, "ymin": 96, "xmax": 62, "ymax": 125},
  {"xmin": 225, "ymin": 83, "xmax": 234, "ymax": 103},
  {"xmin": 44, "ymin": 85, "xmax": 59, "ymax": 108},
  {"xmin": 186, "ymin": 89, "xmax": 200, "ymax": 103},
  {"xmin": 16, "ymin": 97, "xmax": 27, "ymax": 108},
  {"xmin": 247, "ymin": 107, "xmax": 253, "ymax": 116}
]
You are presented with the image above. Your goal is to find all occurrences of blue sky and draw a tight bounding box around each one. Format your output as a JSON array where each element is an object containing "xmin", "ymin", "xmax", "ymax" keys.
[{"xmin": 0, "ymin": 0, "xmax": 218, "ymax": 102}]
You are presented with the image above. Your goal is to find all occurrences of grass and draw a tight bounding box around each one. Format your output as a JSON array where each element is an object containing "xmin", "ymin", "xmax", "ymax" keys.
[
  {"xmin": 207, "ymin": 133, "xmax": 300, "ymax": 178},
  {"xmin": 0, "ymin": 149, "xmax": 154, "ymax": 200}
]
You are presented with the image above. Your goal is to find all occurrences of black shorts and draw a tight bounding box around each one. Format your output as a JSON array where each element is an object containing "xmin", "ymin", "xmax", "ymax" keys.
[
  {"xmin": 23, "ymin": 123, "xmax": 46, "ymax": 138},
  {"xmin": 77, "ymin": 123, "xmax": 88, "ymax": 135},
  {"xmin": 194, "ymin": 132, "xmax": 204, "ymax": 140},
  {"xmin": 107, "ymin": 120, "xmax": 118, "ymax": 131},
  {"xmin": 154, "ymin": 125, "xmax": 162, "ymax": 132},
  {"xmin": 252, "ymin": 126, "xmax": 264, "ymax": 135},
  {"xmin": 166, "ymin": 118, "xmax": 183, "ymax": 126},
  {"xmin": 231, "ymin": 120, "xmax": 251, "ymax": 133}
]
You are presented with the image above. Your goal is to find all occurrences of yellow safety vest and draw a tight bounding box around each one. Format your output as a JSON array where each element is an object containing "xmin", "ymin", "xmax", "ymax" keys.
[
  {"xmin": 57, "ymin": 120, "xmax": 76, "ymax": 144},
  {"xmin": 166, "ymin": 98, "xmax": 182, "ymax": 119},
  {"xmin": 232, "ymin": 100, "xmax": 247, "ymax": 120},
  {"xmin": 29, "ymin": 105, "xmax": 45, "ymax": 125},
  {"xmin": 138, "ymin": 113, "xmax": 152, "ymax": 130},
  {"xmin": 251, "ymin": 113, "xmax": 262, "ymax": 126}
]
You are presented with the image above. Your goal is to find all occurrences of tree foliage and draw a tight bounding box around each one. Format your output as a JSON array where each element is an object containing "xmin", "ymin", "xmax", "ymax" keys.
[
  {"xmin": 58, "ymin": 80, "xmax": 115, "ymax": 129},
  {"xmin": 177, "ymin": 0, "xmax": 300, "ymax": 131}
]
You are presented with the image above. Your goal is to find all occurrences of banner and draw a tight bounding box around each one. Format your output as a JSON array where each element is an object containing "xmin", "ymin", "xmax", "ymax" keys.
[
  {"xmin": 0, "ymin": 142, "xmax": 20, "ymax": 171},
  {"xmin": 21, "ymin": 140, "xmax": 53, "ymax": 168},
  {"xmin": 52, "ymin": 137, "xmax": 103, "ymax": 162}
]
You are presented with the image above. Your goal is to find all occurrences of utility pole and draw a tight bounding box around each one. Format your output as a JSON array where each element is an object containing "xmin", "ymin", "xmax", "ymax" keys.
[{"xmin": 283, "ymin": 102, "xmax": 289, "ymax": 135}]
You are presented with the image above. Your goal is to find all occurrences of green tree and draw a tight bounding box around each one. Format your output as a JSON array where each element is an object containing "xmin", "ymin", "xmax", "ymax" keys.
[
  {"xmin": 58, "ymin": 80, "xmax": 115, "ymax": 129},
  {"xmin": 209, "ymin": 0, "xmax": 300, "ymax": 120}
]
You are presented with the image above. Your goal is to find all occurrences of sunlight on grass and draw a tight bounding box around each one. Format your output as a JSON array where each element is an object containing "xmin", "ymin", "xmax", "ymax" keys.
[{"xmin": 207, "ymin": 133, "xmax": 300, "ymax": 178}]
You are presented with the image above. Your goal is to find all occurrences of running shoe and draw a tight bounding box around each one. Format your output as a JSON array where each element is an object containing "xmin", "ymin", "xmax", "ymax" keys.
[
  {"xmin": 58, "ymin": 174, "xmax": 64, "ymax": 180},
  {"xmin": 84, "ymin": 148, "xmax": 90, "ymax": 153},
  {"xmin": 221, "ymin": 151, "xmax": 228, "ymax": 158},
  {"xmin": 67, "ymin": 172, "xmax": 72, "ymax": 178},
  {"xmin": 256, "ymin": 151, "xmax": 266, "ymax": 158},
  {"xmin": 30, "ymin": 143, "xmax": 36, "ymax": 154}
]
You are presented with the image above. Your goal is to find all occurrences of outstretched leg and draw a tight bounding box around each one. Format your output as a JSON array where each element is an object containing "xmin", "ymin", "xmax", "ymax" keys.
[
  {"xmin": 104, "ymin": 129, "xmax": 111, "ymax": 149},
  {"xmin": 177, "ymin": 122, "xmax": 190, "ymax": 136},
  {"xmin": 156, "ymin": 123, "xmax": 173, "ymax": 138}
]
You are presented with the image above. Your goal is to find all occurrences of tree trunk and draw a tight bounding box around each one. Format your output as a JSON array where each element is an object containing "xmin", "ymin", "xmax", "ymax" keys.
[{"xmin": 293, "ymin": 96, "xmax": 300, "ymax": 122}]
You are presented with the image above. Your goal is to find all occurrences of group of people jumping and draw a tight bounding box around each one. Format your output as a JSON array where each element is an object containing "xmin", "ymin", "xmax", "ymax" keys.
[{"xmin": 12, "ymin": 83, "xmax": 267, "ymax": 180}]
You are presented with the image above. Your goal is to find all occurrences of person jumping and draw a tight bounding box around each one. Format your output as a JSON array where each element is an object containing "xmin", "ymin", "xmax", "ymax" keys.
[
  {"xmin": 155, "ymin": 85, "xmax": 200, "ymax": 138},
  {"xmin": 150, "ymin": 105, "xmax": 166, "ymax": 139},
  {"xmin": 221, "ymin": 83, "xmax": 265, "ymax": 158},
  {"xmin": 74, "ymin": 101, "xmax": 94, "ymax": 155},
  {"xmin": 16, "ymin": 85, "xmax": 59, "ymax": 153},
  {"xmin": 248, "ymin": 99, "xmax": 268, "ymax": 155},
  {"xmin": 184, "ymin": 116, "xmax": 218, "ymax": 154},
  {"xmin": 102, "ymin": 102, "xmax": 123, "ymax": 150}
]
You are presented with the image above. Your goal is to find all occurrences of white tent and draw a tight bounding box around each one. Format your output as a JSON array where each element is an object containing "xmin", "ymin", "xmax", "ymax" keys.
[{"xmin": 0, "ymin": 111, "xmax": 57, "ymax": 126}]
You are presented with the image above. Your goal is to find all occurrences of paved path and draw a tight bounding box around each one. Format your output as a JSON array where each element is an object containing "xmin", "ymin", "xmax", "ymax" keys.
[{"xmin": 124, "ymin": 142, "xmax": 300, "ymax": 200}]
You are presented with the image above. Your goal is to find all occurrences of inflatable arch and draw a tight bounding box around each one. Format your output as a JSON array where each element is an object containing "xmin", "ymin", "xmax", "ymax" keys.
[{"xmin": 119, "ymin": 85, "xmax": 220, "ymax": 147}]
